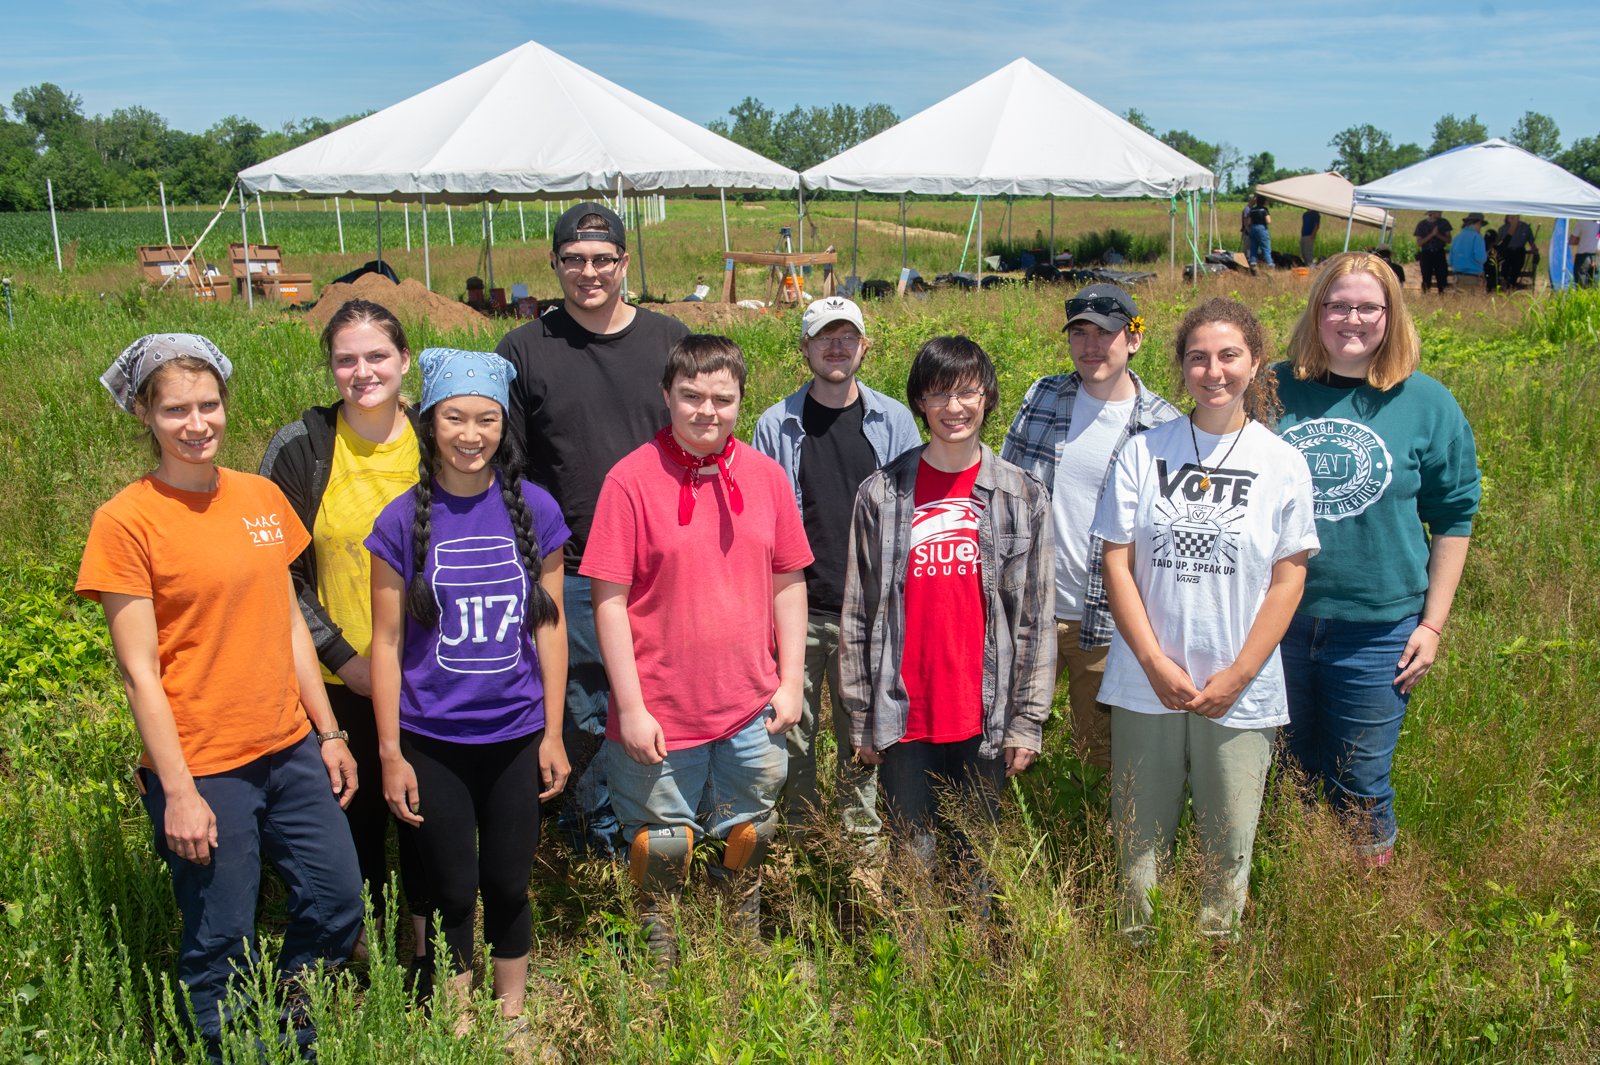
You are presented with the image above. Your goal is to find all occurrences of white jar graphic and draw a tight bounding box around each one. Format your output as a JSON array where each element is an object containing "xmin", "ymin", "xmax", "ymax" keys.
[{"xmin": 432, "ymin": 535, "xmax": 526, "ymax": 674}]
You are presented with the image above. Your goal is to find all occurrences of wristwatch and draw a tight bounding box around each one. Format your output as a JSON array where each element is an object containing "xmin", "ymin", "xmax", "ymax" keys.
[{"xmin": 316, "ymin": 729, "xmax": 351, "ymax": 746}]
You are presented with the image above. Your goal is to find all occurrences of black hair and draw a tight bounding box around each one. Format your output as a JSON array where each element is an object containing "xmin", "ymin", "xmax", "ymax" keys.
[
  {"xmin": 405, "ymin": 412, "xmax": 559, "ymax": 633},
  {"xmin": 905, "ymin": 335, "xmax": 1000, "ymax": 427},
  {"xmin": 661, "ymin": 334, "xmax": 747, "ymax": 396}
]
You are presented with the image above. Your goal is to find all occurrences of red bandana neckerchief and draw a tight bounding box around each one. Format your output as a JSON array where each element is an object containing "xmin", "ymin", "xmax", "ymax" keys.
[{"xmin": 655, "ymin": 426, "xmax": 743, "ymax": 525}]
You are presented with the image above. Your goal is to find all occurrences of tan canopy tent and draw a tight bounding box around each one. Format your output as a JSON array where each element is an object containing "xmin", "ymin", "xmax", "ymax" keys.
[{"xmin": 1255, "ymin": 172, "xmax": 1391, "ymax": 229}]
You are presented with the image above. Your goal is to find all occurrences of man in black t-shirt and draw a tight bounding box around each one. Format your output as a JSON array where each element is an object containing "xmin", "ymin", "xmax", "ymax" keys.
[
  {"xmin": 1414, "ymin": 211, "xmax": 1453, "ymax": 293},
  {"xmin": 751, "ymin": 297, "xmax": 922, "ymax": 852},
  {"xmin": 497, "ymin": 202, "xmax": 689, "ymax": 861}
]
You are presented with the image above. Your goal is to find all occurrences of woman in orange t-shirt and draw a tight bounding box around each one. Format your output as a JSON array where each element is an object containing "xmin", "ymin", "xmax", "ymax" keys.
[{"xmin": 76, "ymin": 334, "xmax": 364, "ymax": 1059}]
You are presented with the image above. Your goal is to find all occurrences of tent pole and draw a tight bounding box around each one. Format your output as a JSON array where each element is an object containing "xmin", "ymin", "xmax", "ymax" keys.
[
  {"xmin": 1169, "ymin": 196, "xmax": 1176, "ymax": 281},
  {"xmin": 900, "ymin": 193, "xmax": 907, "ymax": 269},
  {"xmin": 238, "ymin": 182, "xmax": 253, "ymax": 310},
  {"xmin": 160, "ymin": 181, "xmax": 171, "ymax": 245},
  {"xmin": 635, "ymin": 203, "xmax": 648, "ymax": 299},
  {"xmin": 797, "ymin": 184, "xmax": 805, "ymax": 254},
  {"xmin": 404, "ymin": 203, "xmax": 411, "ymax": 251},
  {"xmin": 851, "ymin": 192, "xmax": 859, "ymax": 279},
  {"xmin": 447, "ymin": 203, "xmax": 455, "ymax": 246},
  {"xmin": 977, "ymin": 196, "xmax": 984, "ymax": 291},
  {"xmin": 519, "ymin": 202, "xmax": 526, "ymax": 242},
  {"xmin": 1049, "ymin": 195, "xmax": 1055, "ymax": 262},
  {"xmin": 376, "ymin": 201, "xmax": 383, "ymax": 271},
  {"xmin": 719, "ymin": 188, "xmax": 730, "ymax": 253},
  {"xmin": 335, "ymin": 196, "xmax": 345, "ymax": 254},
  {"xmin": 1006, "ymin": 194, "xmax": 1013, "ymax": 247},
  {"xmin": 544, "ymin": 201, "xmax": 550, "ymax": 239},
  {"xmin": 1343, "ymin": 207, "xmax": 1355, "ymax": 252},
  {"xmin": 255, "ymin": 191, "xmax": 267, "ymax": 244},
  {"xmin": 482, "ymin": 202, "xmax": 495, "ymax": 290},
  {"xmin": 421, "ymin": 194, "xmax": 431, "ymax": 291}
]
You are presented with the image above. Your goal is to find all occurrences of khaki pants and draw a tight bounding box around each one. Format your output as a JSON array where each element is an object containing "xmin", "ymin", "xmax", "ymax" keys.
[
  {"xmin": 1055, "ymin": 619, "xmax": 1111, "ymax": 770},
  {"xmin": 1109, "ymin": 707, "xmax": 1275, "ymax": 937},
  {"xmin": 782, "ymin": 612, "xmax": 882, "ymax": 846}
]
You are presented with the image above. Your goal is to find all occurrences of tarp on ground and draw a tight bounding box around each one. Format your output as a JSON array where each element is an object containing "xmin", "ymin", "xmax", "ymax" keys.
[
  {"xmin": 800, "ymin": 58, "xmax": 1214, "ymax": 198},
  {"xmin": 1353, "ymin": 139, "xmax": 1600, "ymax": 220},
  {"xmin": 238, "ymin": 40, "xmax": 798, "ymax": 202},
  {"xmin": 1255, "ymin": 172, "xmax": 1390, "ymax": 228}
]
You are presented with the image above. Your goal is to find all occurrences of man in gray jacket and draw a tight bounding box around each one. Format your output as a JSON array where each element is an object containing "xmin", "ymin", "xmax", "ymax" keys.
[{"xmin": 752, "ymin": 296, "xmax": 921, "ymax": 852}]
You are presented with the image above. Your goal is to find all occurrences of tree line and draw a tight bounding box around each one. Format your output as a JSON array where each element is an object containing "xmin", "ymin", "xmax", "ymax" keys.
[
  {"xmin": 3, "ymin": 80, "xmax": 1597, "ymax": 214},
  {"xmin": 0, "ymin": 83, "xmax": 368, "ymax": 212}
]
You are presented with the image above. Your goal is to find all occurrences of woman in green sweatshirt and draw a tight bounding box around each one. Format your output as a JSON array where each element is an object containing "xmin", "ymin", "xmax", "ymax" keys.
[{"xmin": 1273, "ymin": 251, "xmax": 1481, "ymax": 867}]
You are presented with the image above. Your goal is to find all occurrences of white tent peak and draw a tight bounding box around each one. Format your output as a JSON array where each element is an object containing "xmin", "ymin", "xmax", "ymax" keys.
[
  {"xmin": 801, "ymin": 57, "xmax": 1214, "ymax": 197},
  {"xmin": 238, "ymin": 39, "xmax": 797, "ymax": 202},
  {"xmin": 1353, "ymin": 138, "xmax": 1600, "ymax": 220}
]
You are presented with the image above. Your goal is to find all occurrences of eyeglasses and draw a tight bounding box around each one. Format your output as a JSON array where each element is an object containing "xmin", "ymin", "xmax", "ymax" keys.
[
  {"xmin": 1066, "ymin": 296, "xmax": 1132, "ymax": 319},
  {"xmin": 808, "ymin": 334, "xmax": 862, "ymax": 350},
  {"xmin": 921, "ymin": 388, "xmax": 986, "ymax": 408},
  {"xmin": 1322, "ymin": 301, "xmax": 1387, "ymax": 321},
  {"xmin": 556, "ymin": 253, "xmax": 622, "ymax": 273}
]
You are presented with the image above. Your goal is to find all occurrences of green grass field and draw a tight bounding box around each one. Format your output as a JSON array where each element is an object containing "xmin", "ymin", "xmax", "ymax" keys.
[{"xmin": 0, "ymin": 214, "xmax": 1597, "ymax": 1062}]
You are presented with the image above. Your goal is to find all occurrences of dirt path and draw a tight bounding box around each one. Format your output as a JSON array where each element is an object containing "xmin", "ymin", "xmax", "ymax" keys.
[{"xmin": 828, "ymin": 218, "xmax": 961, "ymax": 242}]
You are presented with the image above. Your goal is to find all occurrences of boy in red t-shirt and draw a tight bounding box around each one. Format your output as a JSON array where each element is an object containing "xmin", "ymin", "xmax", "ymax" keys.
[
  {"xmin": 842, "ymin": 336, "xmax": 1055, "ymax": 897},
  {"xmin": 581, "ymin": 335, "xmax": 812, "ymax": 968}
]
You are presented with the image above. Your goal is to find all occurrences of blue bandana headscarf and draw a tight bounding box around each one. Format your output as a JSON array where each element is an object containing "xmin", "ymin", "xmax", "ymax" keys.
[{"xmin": 417, "ymin": 347, "xmax": 517, "ymax": 413}]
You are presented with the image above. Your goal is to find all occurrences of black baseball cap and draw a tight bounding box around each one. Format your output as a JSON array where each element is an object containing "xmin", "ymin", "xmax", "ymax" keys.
[
  {"xmin": 552, "ymin": 201, "xmax": 626, "ymax": 251},
  {"xmin": 1062, "ymin": 283, "xmax": 1138, "ymax": 333}
]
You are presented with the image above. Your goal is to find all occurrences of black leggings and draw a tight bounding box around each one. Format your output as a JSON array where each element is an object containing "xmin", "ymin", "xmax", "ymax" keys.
[
  {"xmin": 326, "ymin": 684, "xmax": 430, "ymax": 917},
  {"xmin": 400, "ymin": 729, "xmax": 542, "ymax": 971}
]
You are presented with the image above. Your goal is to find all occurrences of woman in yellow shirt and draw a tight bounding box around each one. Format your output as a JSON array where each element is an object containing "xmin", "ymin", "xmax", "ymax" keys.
[{"xmin": 261, "ymin": 299, "xmax": 430, "ymax": 976}]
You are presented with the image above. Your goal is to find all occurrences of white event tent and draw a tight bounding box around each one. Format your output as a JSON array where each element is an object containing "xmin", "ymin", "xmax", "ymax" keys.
[
  {"xmin": 1255, "ymin": 172, "xmax": 1391, "ymax": 230},
  {"xmin": 801, "ymin": 58, "xmax": 1215, "ymax": 283},
  {"xmin": 232, "ymin": 40, "xmax": 798, "ymax": 297},
  {"xmin": 1348, "ymin": 138, "xmax": 1600, "ymax": 249}
]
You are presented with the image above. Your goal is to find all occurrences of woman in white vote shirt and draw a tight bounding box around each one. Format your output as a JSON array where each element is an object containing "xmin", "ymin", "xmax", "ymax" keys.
[{"xmin": 1094, "ymin": 298, "xmax": 1318, "ymax": 941}]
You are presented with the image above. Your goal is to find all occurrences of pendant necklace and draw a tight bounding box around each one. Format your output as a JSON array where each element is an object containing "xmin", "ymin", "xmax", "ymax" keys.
[{"xmin": 1189, "ymin": 413, "xmax": 1247, "ymax": 491}]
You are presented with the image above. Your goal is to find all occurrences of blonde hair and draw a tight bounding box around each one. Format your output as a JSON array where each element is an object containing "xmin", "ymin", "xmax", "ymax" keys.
[{"xmin": 1285, "ymin": 251, "xmax": 1419, "ymax": 391}]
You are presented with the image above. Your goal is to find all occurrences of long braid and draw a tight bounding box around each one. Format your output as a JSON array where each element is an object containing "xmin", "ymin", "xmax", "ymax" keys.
[
  {"xmin": 493, "ymin": 433, "xmax": 559, "ymax": 630},
  {"xmin": 406, "ymin": 421, "xmax": 440, "ymax": 627}
]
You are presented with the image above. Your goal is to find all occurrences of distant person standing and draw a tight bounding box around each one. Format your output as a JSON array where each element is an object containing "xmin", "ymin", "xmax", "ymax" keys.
[
  {"xmin": 497, "ymin": 202, "xmax": 690, "ymax": 862},
  {"xmin": 1002, "ymin": 284, "xmax": 1180, "ymax": 774},
  {"xmin": 1448, "ymin": 213, "xmax": 1488, "ymax": 285},
  {"xmin": 1496, "ymin": 214, "xmax": 1536, "ymax": 290},
  {"xmin": 1413, "ymin": 211, "xmax": 1453, "ymax": 294},
  {"xmin": 1573, "ymin": 218, "xmax": 1599, "ymax": 287},
  {"xmin": 1246, "ymin": 196, "xmax": 1274, "ymax": 272},
  {"xmin": 1300, "ymin": 209, "xmax": 1321, "ymax": 267},
  {"xmin": 751, "ymin": 297, "xmax": 921, "ymax": 851}
]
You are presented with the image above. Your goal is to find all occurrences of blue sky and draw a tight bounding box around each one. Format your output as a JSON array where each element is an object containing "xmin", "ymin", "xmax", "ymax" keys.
[{"xmin": 4, "ymin": 0, "xmax": 1598, "ymax": 172}]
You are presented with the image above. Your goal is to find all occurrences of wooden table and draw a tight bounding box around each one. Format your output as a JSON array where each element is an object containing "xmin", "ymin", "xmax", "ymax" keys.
[{"xmin": 720, "ymin": 251, "xmax": 837, "ymax": 304}]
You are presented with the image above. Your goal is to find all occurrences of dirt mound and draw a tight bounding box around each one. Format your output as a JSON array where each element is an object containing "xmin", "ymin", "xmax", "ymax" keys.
[
  {"xmin": 647, "ymin": 301, "xmax": 772, "ymax": 329},
  {"xmin": 304, "ymin": 273, "xmax": 491, "ymax": 334}
]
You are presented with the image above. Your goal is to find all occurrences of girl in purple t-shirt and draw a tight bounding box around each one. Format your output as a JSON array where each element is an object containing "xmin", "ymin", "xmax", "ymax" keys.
[{"xmin": 367, "ymin": 348, "xmax": 569, "ymax": 1038}]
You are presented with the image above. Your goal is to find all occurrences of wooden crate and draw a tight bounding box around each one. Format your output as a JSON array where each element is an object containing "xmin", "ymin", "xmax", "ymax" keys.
[{"xmin": 256, "ymin": 274, "xmax": 314, "ymax": 302}]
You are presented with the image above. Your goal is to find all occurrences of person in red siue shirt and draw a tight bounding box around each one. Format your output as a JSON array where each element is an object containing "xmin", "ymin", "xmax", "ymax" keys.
[
  {"xmin": 581, "ymin": 335, "xmax": 812, "ymax": 971},
  {"xmin": 841, "ymin": 336, "xmax": 1055, "ymax": 908}
]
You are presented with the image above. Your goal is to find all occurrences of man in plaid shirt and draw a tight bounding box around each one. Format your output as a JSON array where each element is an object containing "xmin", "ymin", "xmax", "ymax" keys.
[{"xmin": 1001, "ymin": 284, "xmax": 1179, "ymax": 772}]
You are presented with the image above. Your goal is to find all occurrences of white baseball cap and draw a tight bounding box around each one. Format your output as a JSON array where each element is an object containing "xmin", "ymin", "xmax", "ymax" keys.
[{"xmin": 801, "ymin": 296, "xmax": 866, "ymax": 339}]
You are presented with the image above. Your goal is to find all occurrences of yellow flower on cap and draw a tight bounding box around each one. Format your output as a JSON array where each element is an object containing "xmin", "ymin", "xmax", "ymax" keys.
[{"xmin": 1127, "ymin": 315, "xmax": 1147, "ymax": 336}]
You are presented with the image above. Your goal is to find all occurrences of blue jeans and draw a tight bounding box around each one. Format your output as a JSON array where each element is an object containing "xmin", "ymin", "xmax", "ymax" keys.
[
  {"xmin": 139, "ymin": 734, "xmax": 362, "ymax": 1056},
  {"xmin": 1248, "ymin": 225, "xmax": 1274, "ymax": 267},
  {"xmin": 557, "ymin": 574, "xmax": 621, "ymax": 858},
  {"xmin": 605, "ymin": 706, "xmax": 787, "ymax": 843},
  {"xmin": 1279, "ymin": 613, "xmax": 1418, "ymax": 853}
]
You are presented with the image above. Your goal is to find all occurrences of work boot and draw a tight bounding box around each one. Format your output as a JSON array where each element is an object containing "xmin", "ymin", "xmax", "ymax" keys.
[
  {"xmin": 637, "ymin": 890, "xmax": 682, "ymax": 971},
  {"xmin": 707, "ymin": 863, "xmax": 762, "ymax": 936}
]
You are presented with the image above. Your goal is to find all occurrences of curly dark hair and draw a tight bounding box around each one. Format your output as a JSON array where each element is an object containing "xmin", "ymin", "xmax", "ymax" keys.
[{"xmin": 1172, "ymin": 298, "xmax": 1282, "ymax": 427}]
